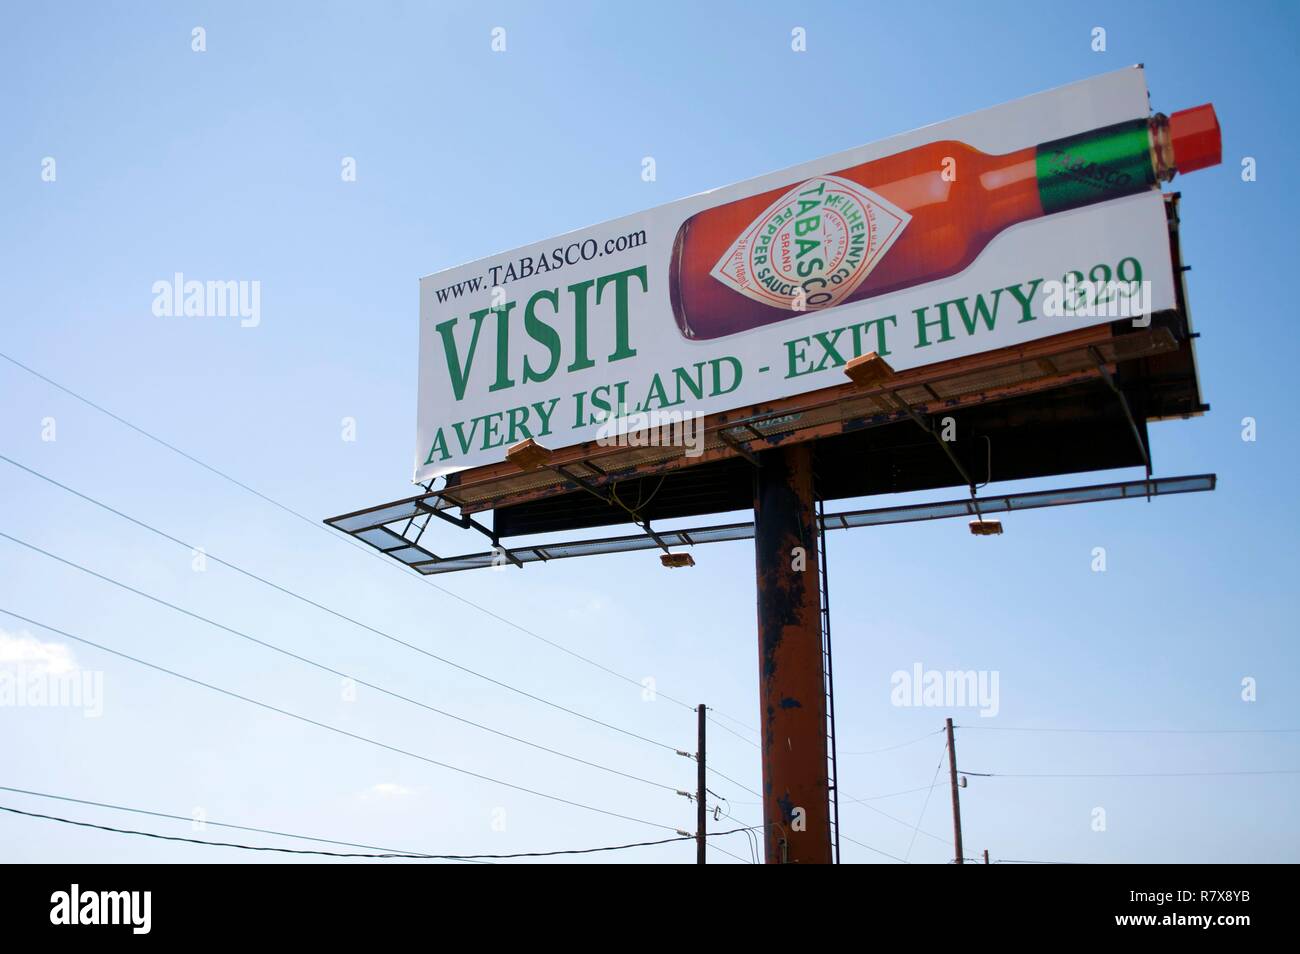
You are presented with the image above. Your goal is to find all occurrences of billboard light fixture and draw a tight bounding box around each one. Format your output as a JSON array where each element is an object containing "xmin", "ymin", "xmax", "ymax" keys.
[
  {"xmin": 969, "ymin": 518, "xmax": 1004, "ymax": 536},
  {"xmin": 661, "ymin": 552, "xmax": 696, "ymax": 568},
  {"xmin": 843, "ymin": 352, "xmax": 897, "ymax": 390},
  {"xmin": 506, "ymin": 438, "xmax": 553, "ymax": 471}
]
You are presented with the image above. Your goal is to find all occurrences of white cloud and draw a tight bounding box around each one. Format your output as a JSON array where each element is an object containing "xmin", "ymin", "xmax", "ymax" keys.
[{"xmin": 0, "ymin": 628, "xmax": 79, "ymax": 675}]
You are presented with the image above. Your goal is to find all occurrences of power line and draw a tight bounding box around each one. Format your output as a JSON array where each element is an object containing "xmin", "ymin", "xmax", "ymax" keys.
[
  {"xmin": 0, "ymin": 351, "xmax": 760, "ymax": 736},
  {"xmin": 842, "ymin": 781, "xmax": 947, "ymax": 802},
  {"xmin": 2, "ymin": 355, "xmax": 950, "ymax": 845},
  {"xmin": 707, "ymin": 721, "xmax": 951, "ymax": 810},
  {"xmin": 904, "ymin": 739, "xmax": 948, "ymax": 862},
  {"xmin": 711, "ymin": 796, "xmax": 760, "ymax": 863},
  {"xmin": 842, "ymin": 727, "xmax": 945, "ymax": 756},
  {"xmin": 0, "ymin": 529, "xmax": 678, "ymax": 795},
  {"xmin": 710, "ymin": 806, "xmax": 911, "ymax": 865},
  {"xmin": 707, "ymin": 714, "xmax": 759, "ymax": 748},
  {"xmin": 840, "ymin": 832, "xmax": 911, "ymax": 864},
  {"xmin": 721, "ymin": 806, "xmax": 761, "ymax": 863},
  {"xmin": 837, "ymin": 720, "xmax": 1282, "ymax": 813},
  {"xmin": 843, "ymin": 797, "xmax": 951, "ymax": 846},
  {"xmin": 706, "ymin": 841, "xmax": 753, "ymax": 864},
  {"xmin": 957, "ymin": 725, "xmax": 1300, "ymax": 735},
  {"xmin": 0, "ymin": 802, "xmax": 759, "ymax": 861},
  {"xmin": 965, "ymin": 769, "xmax": 1300, "ymax": 779},
  {"xmin": 0, "ymin": 452, "xmax": 678, "ymax": 754},
  {"xmin": 0, "ymin": 804, "xmax": 463, "ymax": 860},
  {"xmin": 707, "ymin": 709, "xmax": 761, "ymax": 738},
  {"xmin": 5, "ymin": 503, "xmax": 758, "ymax": 809},
  {"xmin": 0, "ymin": 784, "xmax": 485, "ymax": 864},
  {"xmin": 697, "ymin": 723, "xmax": 944, "ymax": 812},
  {"xmin": 0, "ymin": 606, "xmax": 682, "ymax": 833},
  {"xmin": 1, "ymin": 367, "xmax": 878, "ymax": 838},
  {"xmin": 994, "ymin": 858, "xmax": 1082, "ymax": 865},
  {"xmin": 702, "ymin": 764, "xmax": 760, "ymax": 799}
]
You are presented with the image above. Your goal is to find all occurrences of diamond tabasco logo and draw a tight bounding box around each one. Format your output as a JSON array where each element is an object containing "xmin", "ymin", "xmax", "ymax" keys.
[
  {"xmin": 669, "ymin": 103, "xmax": 1218, "ymax": 341},
  {"xmin": 709, "ymin": 174, "xmax": 910, "ymax": 312}
]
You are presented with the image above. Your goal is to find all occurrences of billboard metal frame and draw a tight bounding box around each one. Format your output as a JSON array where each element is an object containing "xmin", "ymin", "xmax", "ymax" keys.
[{"xmin": 326, "ymin": 473, "xmax": 1215, "ymax": 575}]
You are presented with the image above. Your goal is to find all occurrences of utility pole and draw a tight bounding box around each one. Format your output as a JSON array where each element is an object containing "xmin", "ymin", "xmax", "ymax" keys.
[
  {"xmin": 697, "ymin": 703, "xmax": 706, "ymax": 864},
  {"xmin": 983, "ymin": 849, "xmax": 990, "ymax": 864},
  {"xmin": 946, "ymin": 717, "xmax": 964, "ymax": 864}
]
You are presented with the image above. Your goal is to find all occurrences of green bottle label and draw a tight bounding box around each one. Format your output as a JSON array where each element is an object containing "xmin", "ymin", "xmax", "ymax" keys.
[{"xmin": 1036, "ymin": 118, "xmax": 1156, "ymax": 215}]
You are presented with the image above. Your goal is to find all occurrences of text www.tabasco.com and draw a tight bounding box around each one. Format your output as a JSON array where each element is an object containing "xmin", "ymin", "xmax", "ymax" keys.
[{"xmin": 432, "ymin": 228, "xmax": 648, "ymax": 303}]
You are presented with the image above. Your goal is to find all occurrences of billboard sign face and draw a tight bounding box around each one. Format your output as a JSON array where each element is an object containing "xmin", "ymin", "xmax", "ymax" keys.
[{"xmin": 415, "ymin": 67, "xmax": 1210, "ymax": 480}]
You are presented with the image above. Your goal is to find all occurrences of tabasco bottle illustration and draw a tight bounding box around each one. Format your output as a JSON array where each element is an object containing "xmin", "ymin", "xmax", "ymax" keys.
[{"xmin": 668, "ymin": 104, "xmax": 1221, "ymax": 339}]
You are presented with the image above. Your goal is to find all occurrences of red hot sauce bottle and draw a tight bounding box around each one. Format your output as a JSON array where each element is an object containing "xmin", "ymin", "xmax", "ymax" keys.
[{"xmin": 668, "ymin": 104, "xmax": 1220, "ymax": 340}]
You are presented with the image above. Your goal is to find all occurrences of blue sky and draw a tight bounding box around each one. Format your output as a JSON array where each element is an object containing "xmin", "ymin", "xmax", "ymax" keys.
[{"xmin": 1, "ymin": 0, "xmax": 1296, "ymax": 864}]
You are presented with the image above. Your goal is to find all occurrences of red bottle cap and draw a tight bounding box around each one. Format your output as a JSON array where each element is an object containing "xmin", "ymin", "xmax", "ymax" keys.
[{"xmin": 1168, "ymin": 104, "xmax": 1221, "ymax": 175}]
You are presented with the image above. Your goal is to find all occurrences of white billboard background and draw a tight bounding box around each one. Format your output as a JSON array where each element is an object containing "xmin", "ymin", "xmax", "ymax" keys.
[{"xmin": 415, "ymin": 67, "xmax": 1174, "ymax": 481}]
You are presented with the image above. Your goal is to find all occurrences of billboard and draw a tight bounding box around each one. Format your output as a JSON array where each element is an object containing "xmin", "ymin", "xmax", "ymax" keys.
[{"xmin": 415, "ymin": 66, "xmax": 1219, "ymax": 480}]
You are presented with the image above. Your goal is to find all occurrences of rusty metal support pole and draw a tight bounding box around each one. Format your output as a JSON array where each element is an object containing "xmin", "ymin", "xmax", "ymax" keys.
[{"xmin": 753, "ymin": 443, "xmax": 832, "ymax": 864}]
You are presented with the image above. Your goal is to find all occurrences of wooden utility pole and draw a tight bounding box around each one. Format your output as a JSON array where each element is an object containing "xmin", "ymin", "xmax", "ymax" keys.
[
  {"xmin": 946, "ymin": 717, "xmax": 964, "ymax": 864},
  {"xmin": 697, "ymin": 703, "xmax": 706, "ymax": 864},
  {"xmin": 983, "ymin": 848, "xmax": 990, "ymax": 864}
]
